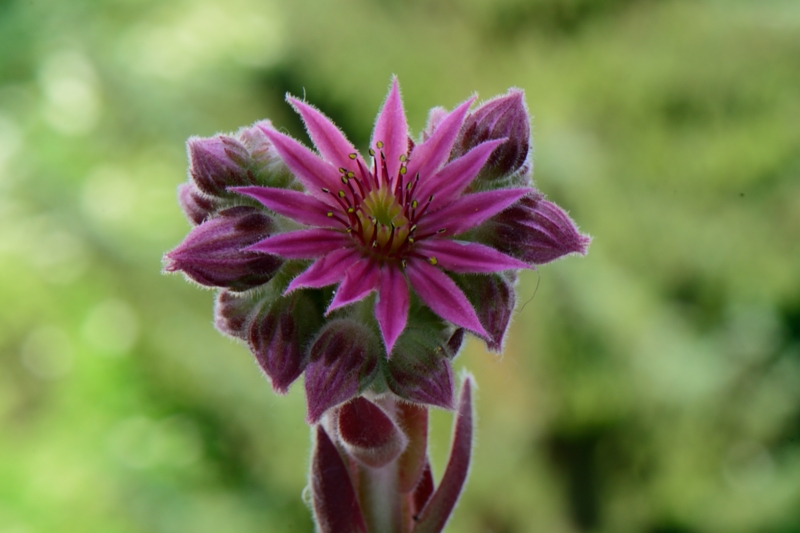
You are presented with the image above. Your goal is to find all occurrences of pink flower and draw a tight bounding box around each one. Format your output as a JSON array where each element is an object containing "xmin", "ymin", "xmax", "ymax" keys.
[{"xmin": 233, "ymin": 78, "xmax": 532, "ymax": 356}]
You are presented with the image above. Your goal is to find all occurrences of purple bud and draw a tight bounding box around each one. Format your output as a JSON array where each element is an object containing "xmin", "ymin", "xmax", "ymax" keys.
[
  {"xmin": 387, "ymin": 356, "xmax": 455, "ymax": 410},
  {"xmin": 237, "ymin": 120, "xmax": 275, "ymax": 160},
  {"xmin": 459, "ymin": 274, "xmax": 515, "ymax": 352},
  {"xmin": 188, "ymin": 135, "xmax": 252, "ymax": 196},
  {"xmin": 484, "ymin": 192, "xmax": 591, "ymax": 265},
  {"xmin": 455, "ymin": 89, "xmax": 530, "ymax": 180},
  {"xmin": 164, "ymin": 206, "xmax": 282, "ymax": 291},
  {"xmin": 305, "ymin": 320, "xmax": 380, "ymax": 424},
  {"xmin": 337, "ymin": 397, "xmax": 408, "ymax": 468},
  {"xmin": 178, "ymin": 182, "xmax": 220, "ymax": 225},
  {"xmin": 385, "ymin": 316, "xmax": 458, "ymax": 410},
  {"xmin": 421, "ymin": 106, "xmax": 448, "ymax": 142},
  {"xmin": 311, "ymin": 425, "xmax": 368, "ymax": 533},
  {"xmin": 248, "ymin": 291, "xmax": 321, "ymax": 395},
  {"xmin": 214, "ymin": 290, "xmax": 257, "ymax": 339}
]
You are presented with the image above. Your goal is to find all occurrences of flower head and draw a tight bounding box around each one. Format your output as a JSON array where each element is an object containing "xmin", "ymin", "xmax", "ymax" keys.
[
  {"xmin": 166, "ymin": 78, "xmax": 589, "ymax": 414},
  {"xmin": 234, "ymin": 79, "xmax": 532, "ymax": 355}
]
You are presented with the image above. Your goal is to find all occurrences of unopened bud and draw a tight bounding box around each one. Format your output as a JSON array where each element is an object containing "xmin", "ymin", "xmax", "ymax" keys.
[
  {"xmin": 214, "ymin": 290, "xmax": 257, "ymax": 340},
  {"xmin": 455, "ymin": 89, "xmax": 530, "ymax": 181},
  {"xmin": 188, "ymin": 135, "xmax": 252, "ymax": 196},
  {"xmin": 164, "ymin": 206, "xmax": 282, "ymax": 291},
  {"xmin": 249, "ymin": 291, "xmax": 321, "ymax": 394},
  {"xmin": 305, "ymin": 320, "xmax": 380, "ymax": 423},
  {"xmin": 421, "ymin": 106, "xmax": 448, "ymax": 142},
  {"xmin": 385, "ymin": 314, "xmax": 458, "ymax": 409},
  {"xmin": 459, "ymin": 274, "xmax": 515, "ymax": 352},
  {"xmin": 337, "ymin": 397, "xmax": 408, "ymax": 468},
  {"xmin": 483, "ymin": 193, "xmax": 591, "ymax": 265},
  {"xmin": 178, "ymin": 182, "xmax": 220, "ymax": 225}
]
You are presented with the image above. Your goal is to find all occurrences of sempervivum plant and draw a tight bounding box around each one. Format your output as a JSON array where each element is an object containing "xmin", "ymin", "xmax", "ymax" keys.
[{"xmin": 165, "ymin": 78, "xmax": 589, "ymax": 533}]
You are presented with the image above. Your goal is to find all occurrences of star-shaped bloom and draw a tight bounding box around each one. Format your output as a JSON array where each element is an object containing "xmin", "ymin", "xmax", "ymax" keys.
[
  {"xmin": 233, "ymin": 79, "xmax": 532, "ymax": 355},
  {"xmin": 166, "ymin": 79, "xmax": 590, "ymax": 412}
]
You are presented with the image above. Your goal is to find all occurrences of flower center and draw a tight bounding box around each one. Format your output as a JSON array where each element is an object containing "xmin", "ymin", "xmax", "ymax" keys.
[
  {"xmin": 357, "ymin": 187, "xmax": 410, "ymax": 255},
  {"xmin": 324, "ymin": 145, "xmax": 437, "ymax": 261}
]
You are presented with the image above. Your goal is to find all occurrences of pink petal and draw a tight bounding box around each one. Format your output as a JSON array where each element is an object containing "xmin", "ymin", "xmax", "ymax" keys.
[
  {"xmin": 258, "ymin": 126, "xmax": 344, "ymax": 204},
  {"xmin": 374, "ymin": 265, "xmax": 409, "ymax": 356},
  {"xmin": 418, "ymin": 188, "xmax": 529, "ymax": 237},
  {"xmin": 371, "ymin": 77, "xmax": 408, "ymax": 185},
  {"xmin": 231, "ymin": 186, "xmax": 338, "ymax": 227},
  {"xmin": 405, "ymin": 96, "xmax": 475, "ymax": 182},
  {"xmin": 247, "ymin": 228, "xmax": 349, "ymax": 259},
  {"xmin": 415, "ymin": 239, "xmax": 529, "ymax": 273},
  {"xmin": 412, "ymin": 377, "xmax": 474, "ymax": 533},
  {"xmin": 311, "ymin": 426, "xmax": 368, "ymax": 533},
  {"xmin": 327, "ymin": 258, "xmax": 380, "ymax": 313},
  {"xmin": 286, "ymin": 248, "xmax": 361, "ymax": 293},
  {"xmin": 415, "ymin": 138, "xmax": 506, "ymax": 209},
  {"xmin": 288, "ymin": 97, "xmax": 367, "ymax": 172},
  {"xmin": 405, "ymin": 259, "xmax": 487, "ymax": 337}
]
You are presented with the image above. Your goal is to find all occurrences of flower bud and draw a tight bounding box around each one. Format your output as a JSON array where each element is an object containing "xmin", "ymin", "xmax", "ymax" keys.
[
  {"xmin": 178, "ymin": 182, "xmax": 220, "ymax": 225},
  {"xmin": 337, "ymin": 397, "xmax": 408, "ymax": 469},
  {"xmin": 164, "ymin": 206, "xmax": 282, "ymax": 291},
  {"xmin": 214, "ymin": 290, "xmax": 257, "ymax": 339},
  {"xmin": 421, "ymin": 106, "xmax": 448, "ymax": 142},
  {"xmin": 458, "ymin": 274, "xmax": 516, "ymax": 352},
  {"xmin": 454, "ymin": 89, "xmax": 530, "ymax": 181},
  {"xmin": 188, "ymin": 135, "xmax": 252, "ymax": 196},
  {"xmin": 249, "ymin": 291, "xmax": 320, "ymax": 394},
  {"xmin": 304, "ymin": 320, "xmax": 380, "ymax": 423},
  {"xmin": 385, "ymin": 312, "xmax": 457, "ymax": 409},
  {"xmin": 482, "ymin": 193, "xmax": 591, "ymax": 265}
]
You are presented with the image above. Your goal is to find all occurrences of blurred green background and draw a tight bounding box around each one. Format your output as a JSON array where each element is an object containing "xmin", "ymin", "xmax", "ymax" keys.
[{"xmin": 1, "ymin": 0, "xmax": 799, "ymax": 531}]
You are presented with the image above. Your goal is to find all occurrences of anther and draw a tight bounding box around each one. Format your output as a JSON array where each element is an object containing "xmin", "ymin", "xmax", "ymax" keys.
[
  {"xmin": 401, "ymin": 260, "xmax": 407, "ymax": 268},
  {"xmin": 408, "ymin": 237, "xmax": 415, "ymax": 244},
  {"xmin": 369, "ymin": 148, "xmax": 375, "ymax": 156},
  {"xmin": 376, "ymin": 141, "xmax": 384, "ymax": 149},
  {"xmin": 428, "ymin": 257, "xmax": 438, "ymax": 266},
  {"xmin": 346, "ymin": 171, "xmax": 354, "ymax": 178},
  {"xmin": 410, "ymin": 224, "xmax": 417, "ymax": 232},
  {"xmin": 339, "ymin": 167, "xmax": 347, "ymax": 174},
  {"xmin": 349, "ymin": 153, "xmax": 357, "ymax": 160},
  {"xmin": 411, "ymin": 200, "xmax": 418, "ymax": 209},
  {"xmin": 399, "ymin": 166, "xmax": 407, "ymax": 175},
  {"xmin": 327, "ymin": 212, "xmax": 334, "ymax": 217},
  {"xmin": 399, "ymin": 154, "xmax": 407, "ymax": 162},
  {"xmin": 347, "ymin": 207, "xmax": 355, "ymax": 213},
  {"xmin": 437, "ymin": 228, "xmax": 446, "ymax": 234},
  {"xmin": 322, "ymin": 188, "xmax": 330, "ymax": 193},
  {"xmin": 338, "ymin": 190, "xmax": 346, "ymax": 198},
  {"xmin": 341, "ymin": 176, "xmax": 348, "ymax": 184}
]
